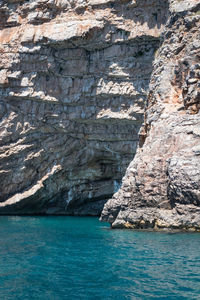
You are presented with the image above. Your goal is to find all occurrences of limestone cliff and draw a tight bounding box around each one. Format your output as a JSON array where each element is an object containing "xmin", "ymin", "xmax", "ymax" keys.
[
  {"xmin": 101, "ymin": 0, "xmax": 200, "ymax": 230},
  {"xmin": 0, "ymin": 0, "xmax": 168, "ymax": 214}
]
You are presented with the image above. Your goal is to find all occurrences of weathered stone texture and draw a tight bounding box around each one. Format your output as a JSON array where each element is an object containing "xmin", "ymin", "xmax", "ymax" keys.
[
  {"xmin": 101, "ymin": 0, "xmax": 200, "ymax": 230},
  {"xmin": 0, "ymin": 0, "xmax": 168, "ymax": 214}
]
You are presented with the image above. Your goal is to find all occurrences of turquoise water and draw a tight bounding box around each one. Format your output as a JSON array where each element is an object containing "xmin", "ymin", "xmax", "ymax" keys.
[{"xmin": 0, "ymin": 217, "xmax": 200, "ymax": 300}]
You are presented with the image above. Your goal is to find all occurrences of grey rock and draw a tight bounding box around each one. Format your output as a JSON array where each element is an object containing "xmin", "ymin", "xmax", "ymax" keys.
[
  {"xmin": 101, "ymin": 0, "xmax": 200, "ymax": 231},
  {"xmin": 0, "ymin": 0, "xmax": 169, "ymax": 215}
]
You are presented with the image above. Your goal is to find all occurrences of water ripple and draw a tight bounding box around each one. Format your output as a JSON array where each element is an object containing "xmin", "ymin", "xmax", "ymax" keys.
[{"xmin": 0, "ymin": 216, "xmax": 200, "ymax": 299}]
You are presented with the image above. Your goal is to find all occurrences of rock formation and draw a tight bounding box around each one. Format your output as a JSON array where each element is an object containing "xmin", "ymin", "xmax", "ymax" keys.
[
  {"xmin": 0, "ymin": 0, "xmax": 168, "ymax": 214},
  {"xmin": 101, "ymin": 0, "xmax": 200, "ymax": 231}
]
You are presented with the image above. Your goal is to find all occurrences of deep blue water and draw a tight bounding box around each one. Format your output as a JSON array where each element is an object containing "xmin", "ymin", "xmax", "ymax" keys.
[{"xmin": 0, "ymin": 217, "xmax": 200, "ymax": 300}]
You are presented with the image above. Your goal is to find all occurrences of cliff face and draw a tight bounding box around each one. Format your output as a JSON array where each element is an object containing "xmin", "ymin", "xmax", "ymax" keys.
[
  {"xmin": 0, "ymin": 0, "xmax": 168, "ymax": 214},
  {"xmin": 101, "ymin": 0, "xmax": 200, "ymax": 230}
]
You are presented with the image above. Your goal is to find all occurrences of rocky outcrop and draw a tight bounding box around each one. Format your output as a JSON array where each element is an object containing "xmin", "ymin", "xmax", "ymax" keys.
[
  {"xmin": 0, "ymin": 0, "xmax": 168, "ymax": 214},
  {"xmin": 101, "ymin": 0, "xmax": 200, "ymax": 230}
]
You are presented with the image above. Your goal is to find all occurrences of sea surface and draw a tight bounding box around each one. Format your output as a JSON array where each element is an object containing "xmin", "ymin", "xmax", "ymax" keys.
[{"xmin": 0, "ymin": 216, "xmax": 200, "ymax": 300}]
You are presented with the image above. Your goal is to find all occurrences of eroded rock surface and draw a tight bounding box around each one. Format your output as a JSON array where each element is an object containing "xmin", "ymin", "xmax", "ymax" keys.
[
  {"xmin": 101, "ymin": 0, "xmax": 200, "ymax": 230},
  {"xmin": 0, "ymin": 0, "xmax": 168, "ymax": 214}
]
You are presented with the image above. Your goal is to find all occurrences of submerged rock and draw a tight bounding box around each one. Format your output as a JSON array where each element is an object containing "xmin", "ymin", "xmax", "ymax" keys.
[
  {"xmin": 0, "ymin": 0, "xmax": 168, "ymax": 214},
  {"xmin": 101, "ymin": 0, "xmax": 200, "ymax": 230}
]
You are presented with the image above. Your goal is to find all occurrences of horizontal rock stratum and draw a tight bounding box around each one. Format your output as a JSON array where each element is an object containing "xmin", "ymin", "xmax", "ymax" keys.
[
  {"xmin": 101, "ymin": 0, "xmax": 200, "ymax": 231},
  {"xmin": 0, "ymin": 0, "xmax": 169, "ymax": 214}
]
